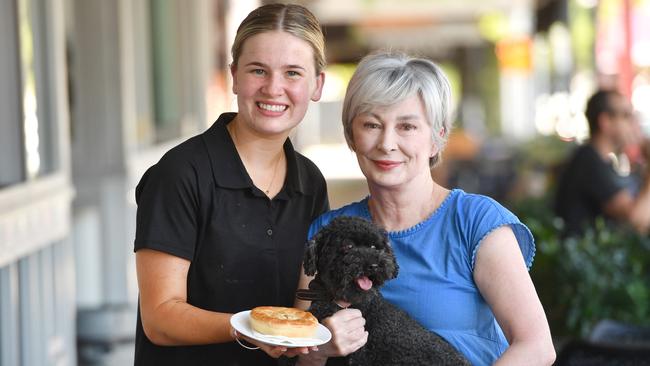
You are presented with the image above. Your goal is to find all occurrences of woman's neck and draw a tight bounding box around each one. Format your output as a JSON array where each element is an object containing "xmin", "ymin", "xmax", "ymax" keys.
[
  {"xmin": 227, "ymin": 119, "xmax": 287, "ymax": 197},
  {"xmin": 227, "ymin": 119, "xmax": 287, "ymax": 164},
  {"xmin": 368, "ymin": 177, "xmax": 449, "ymax": 232}
]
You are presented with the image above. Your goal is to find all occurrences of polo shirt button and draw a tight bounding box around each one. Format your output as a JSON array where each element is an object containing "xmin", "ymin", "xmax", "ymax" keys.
[{"xmin": 267, "ymin": 229, "xmax": 273, "ymax": 236}]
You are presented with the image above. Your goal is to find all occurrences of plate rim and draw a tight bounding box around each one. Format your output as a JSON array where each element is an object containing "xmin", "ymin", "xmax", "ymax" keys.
[{"xmin": 230, "ymin": 310, "xmax": 331, "ymax": 347}]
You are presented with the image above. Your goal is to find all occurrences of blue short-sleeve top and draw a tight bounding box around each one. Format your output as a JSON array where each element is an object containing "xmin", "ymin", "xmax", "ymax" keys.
[{"xmin": 308, "ymin": 189, "xmax": 535, "ymax": 366}]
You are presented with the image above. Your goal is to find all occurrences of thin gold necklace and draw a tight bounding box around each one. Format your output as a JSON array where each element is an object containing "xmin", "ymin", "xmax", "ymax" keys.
[
  {"xmin": 229, "ymin": 124, "xmax": 283, "ymax": 196},
  {"xmin": 265, "ymin": 152, "xmax": 282, "ymax": 195}
]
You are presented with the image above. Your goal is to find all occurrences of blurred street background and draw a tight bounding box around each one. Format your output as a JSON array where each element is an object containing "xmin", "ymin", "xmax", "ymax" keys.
[{"xmin": 1, "ymin": 0, "xmax": 650, "ymax": 364}]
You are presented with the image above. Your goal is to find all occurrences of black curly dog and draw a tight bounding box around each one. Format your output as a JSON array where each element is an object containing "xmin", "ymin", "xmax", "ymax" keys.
[{"xmin": 297, "ymin": 216, "xmax": 470, "ymax": 366}]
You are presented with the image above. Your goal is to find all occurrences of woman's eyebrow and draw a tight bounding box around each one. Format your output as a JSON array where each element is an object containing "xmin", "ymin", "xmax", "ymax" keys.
[
  {"xmin": 396, "ymin": 114, "xmax": 421, "ymax": 121},
  {"xmin": 365, "ymin": 113, "xmax": 420, "ymax": 122},
  {"xmin": 367, "ymin": 112, "xmax": 383, "ymax": 122},
  {"xmin": 244, "ymin": 61, "xmax": 267, "ymax": 68},
  {"xmin": 243, "ymin": 61, "xmax": 307, "ymax": 71},
  {"xmin": 285, "ymin": 64, "xmax": 307, "ymax": 71}
]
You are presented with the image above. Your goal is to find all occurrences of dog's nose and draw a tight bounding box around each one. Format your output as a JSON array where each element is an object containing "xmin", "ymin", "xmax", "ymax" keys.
[{"xmin": 368, "ymin": 263, "xmax": 379, "ymax": 270}]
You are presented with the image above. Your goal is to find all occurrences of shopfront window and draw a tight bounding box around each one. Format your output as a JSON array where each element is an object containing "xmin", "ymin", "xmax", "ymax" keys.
[
  {"xmin": 0, "ymin": 0, "xmax": 58, "ymax": 188},
  {"xmin": 146, "ymin": 0, "xmax": 200, "ymax": 144},
  {"xmin": 19, "ymin": 0, "xmax": 57, "ymax": 179},
  {"xmin": 0, "ymin": 0, "xmax": 25, "ymax": 187}
]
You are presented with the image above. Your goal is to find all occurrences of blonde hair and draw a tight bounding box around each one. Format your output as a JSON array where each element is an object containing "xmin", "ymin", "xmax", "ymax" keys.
[
  {"xmin": 342, "ymin": 52, "xmax": 453, "ymax": 167},
  {"xmin": 231, "ymin": 3, "xmax": 326, "ymax": 74}
]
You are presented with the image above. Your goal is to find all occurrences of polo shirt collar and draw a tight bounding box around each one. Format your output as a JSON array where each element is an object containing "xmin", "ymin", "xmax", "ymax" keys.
[{"xmin": 202, "ymin": 113, "xmax": 309, "ymax": 196}]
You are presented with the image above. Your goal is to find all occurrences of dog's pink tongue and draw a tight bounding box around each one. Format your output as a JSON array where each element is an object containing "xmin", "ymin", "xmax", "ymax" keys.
[{"xmin": 356, "ymin": 276, "xmax": 373, "ymax": 291}]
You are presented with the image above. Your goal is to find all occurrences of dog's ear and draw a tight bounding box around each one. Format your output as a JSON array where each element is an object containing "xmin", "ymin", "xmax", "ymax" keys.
[
  {"xmin": 303, "ymin": 238, "xmax": 318, "ymax": 276},
  {"xmin": 384, "ymin": 237, "xmax": 399, "ymax": 279},
  {"xmin": 390, "ymin": 253, "xmax": 399, "ymax": 279}
]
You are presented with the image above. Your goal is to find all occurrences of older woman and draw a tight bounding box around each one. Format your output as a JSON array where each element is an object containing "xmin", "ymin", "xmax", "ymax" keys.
[{"xmin": 296, "ymin": 52, "xmax": 555, "ymax": 366}]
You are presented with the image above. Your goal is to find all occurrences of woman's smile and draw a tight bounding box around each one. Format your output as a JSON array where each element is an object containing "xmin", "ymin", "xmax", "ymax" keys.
[
  {"xmin": 256, "ymin": 101, "xmax": 288, "ymax": 115},
  {"xmin": 373, "ymin": 160, "xmax": 402, "ymax": 171}
]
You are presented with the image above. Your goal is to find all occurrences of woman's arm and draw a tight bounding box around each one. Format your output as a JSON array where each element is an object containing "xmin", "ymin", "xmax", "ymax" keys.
[
  {"xmin": 136, "ymin": 248, "xmax": 300, "ymax": 358},
  {"xmin": 473, "ymin": 226, "xmax": 556, "ymax": 366},
  {"xmin": 136, "ymin": 248, "xmax": 231, "ymax": 345}
]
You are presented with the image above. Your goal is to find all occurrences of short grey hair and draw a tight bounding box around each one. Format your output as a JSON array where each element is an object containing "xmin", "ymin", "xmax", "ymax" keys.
[{"xmin": 342, "ymin": 52, "xmax": 453, "ymax": 167}]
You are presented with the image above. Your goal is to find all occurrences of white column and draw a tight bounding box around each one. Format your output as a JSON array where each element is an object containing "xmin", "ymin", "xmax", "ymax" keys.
[
  {"xmin": 499, "ymin": 0, "xmax": 536, "ymax": 140},
  {"xmin": 70, "ymin": 0, "xmax": 137, "ymax": 359}
]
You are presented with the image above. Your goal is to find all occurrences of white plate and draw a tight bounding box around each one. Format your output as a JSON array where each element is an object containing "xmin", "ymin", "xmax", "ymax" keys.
[{"xmin": 230, "ymin": 310, "xmax": 331, "ymax": 347}]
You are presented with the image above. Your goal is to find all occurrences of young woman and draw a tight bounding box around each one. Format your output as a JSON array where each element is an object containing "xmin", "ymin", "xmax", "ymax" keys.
[
  {"xmin": 134, "ymin": 4, "xmax": 328, "ymax": 365},
  {"xmin": 296, "ymin": 52, "xmax": 555, "ymax": 366}
]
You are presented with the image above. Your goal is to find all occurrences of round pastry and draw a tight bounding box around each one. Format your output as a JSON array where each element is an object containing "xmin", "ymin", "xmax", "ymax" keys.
[{"xmin": 250, "ymin": 306, "xmax": 318, "ymax": 338}]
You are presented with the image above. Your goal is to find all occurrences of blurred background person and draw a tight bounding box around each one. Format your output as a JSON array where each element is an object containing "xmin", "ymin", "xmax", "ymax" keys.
[{"xmin": 555, "ymin": 89, "xmax": 650, "ymax": 237}]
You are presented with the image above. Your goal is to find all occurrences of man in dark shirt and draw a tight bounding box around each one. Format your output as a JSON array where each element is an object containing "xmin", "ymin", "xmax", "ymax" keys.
[{"xmin": 555, "ymin": 89, "xmax": 650, "ymax": 236}]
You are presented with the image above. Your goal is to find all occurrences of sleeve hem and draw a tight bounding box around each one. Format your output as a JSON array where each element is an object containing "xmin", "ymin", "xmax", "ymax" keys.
[
  {"xmin": 470, "ymin": 222, "xmax": 536, "ymax": 272},
  {"xmin": 134, "ymin": 240, "xmax": 194, "ymax": 261}
]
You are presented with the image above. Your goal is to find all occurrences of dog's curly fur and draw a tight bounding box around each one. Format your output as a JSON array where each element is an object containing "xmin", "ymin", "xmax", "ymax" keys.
[{"xmin": 303, "ymin": 216, "xmax": 470, "ymax": 366}]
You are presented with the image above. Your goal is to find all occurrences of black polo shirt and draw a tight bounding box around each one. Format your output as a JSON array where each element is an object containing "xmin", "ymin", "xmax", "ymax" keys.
[{"xmin": 133, "ymin": 113, "xmax": 329, "ymax": 366}]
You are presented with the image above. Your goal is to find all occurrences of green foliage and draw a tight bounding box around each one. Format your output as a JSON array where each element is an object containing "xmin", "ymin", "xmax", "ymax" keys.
[
  {"xmin": 515, "ymin": 134, "xmax": 573, "ymax": 169},
  {"xmin": 514, "ymin": 197, "xmax": 650, "ymax": 338}
]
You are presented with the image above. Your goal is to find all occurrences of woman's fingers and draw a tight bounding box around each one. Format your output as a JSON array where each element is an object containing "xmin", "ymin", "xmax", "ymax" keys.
[
  {"xmin": 324, "ymin": 308, "xmax": 365, "ymax": 330},
  {"xmin": 320, "ymin": 309, "xmax": 368, "ymax": 357},
  {"xmin": 283, "ymin": 346, "xmax": 311, "ymax": 357}
]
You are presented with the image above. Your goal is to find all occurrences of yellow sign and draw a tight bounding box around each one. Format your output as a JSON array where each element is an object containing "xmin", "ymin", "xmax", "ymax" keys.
[{"xmin": 496, "ymin": 37, "xmax": 533, "ymax": 71}]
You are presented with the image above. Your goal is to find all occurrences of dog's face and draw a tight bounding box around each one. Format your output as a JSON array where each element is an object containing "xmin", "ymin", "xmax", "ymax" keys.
[{"xmin": 304, "ymin": 216, "xmax": 398, "ymax": 304}]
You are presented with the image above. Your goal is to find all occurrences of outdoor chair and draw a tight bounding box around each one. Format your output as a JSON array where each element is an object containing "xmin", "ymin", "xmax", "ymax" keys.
[
  {"xmin": 554, "ymin": 339, "xmax": 650, "ymax": 366},
  {"xmin": 589, "ymin": 319, "xmax": 650, "ymax": 346}
]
